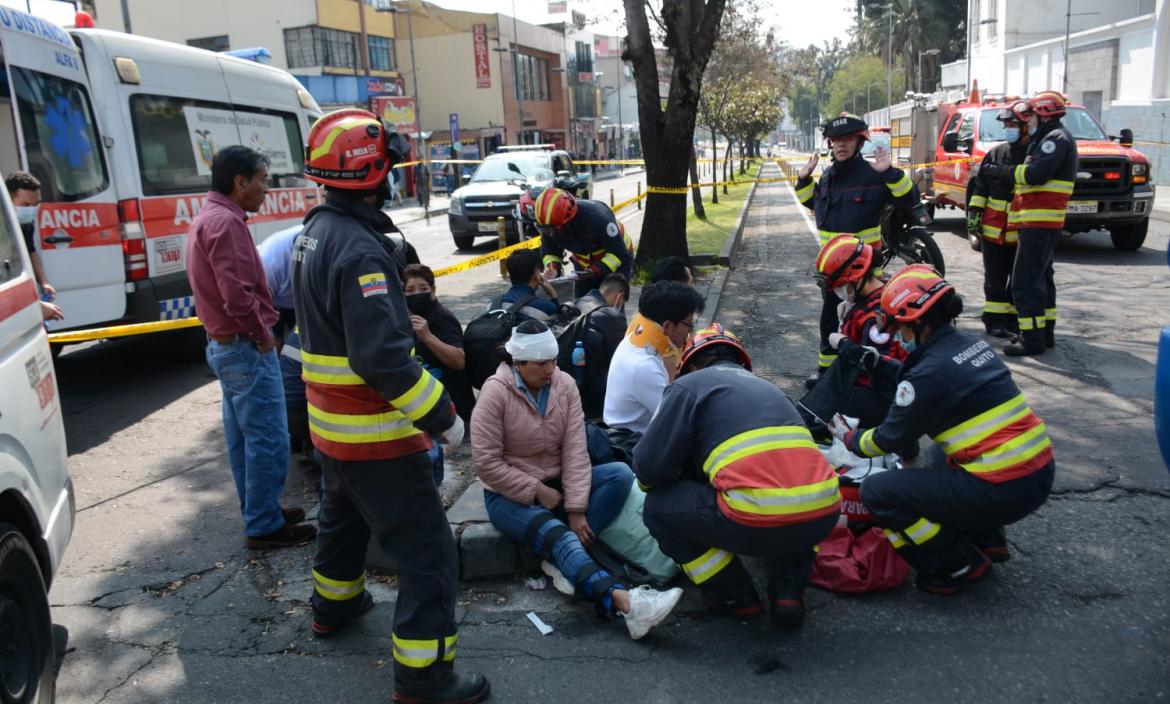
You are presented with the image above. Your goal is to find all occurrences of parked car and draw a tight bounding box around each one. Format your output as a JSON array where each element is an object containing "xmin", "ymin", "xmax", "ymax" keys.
[{"xmin": 447, "ymin": 147, "xmax": 591, "ymax": 250}]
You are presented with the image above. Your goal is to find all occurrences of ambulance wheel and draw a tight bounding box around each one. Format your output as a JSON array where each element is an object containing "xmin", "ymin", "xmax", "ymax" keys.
[
  {"xmin": 453, "ymin": 235, "xmax": 476, "ymax": 251},
  {"xmin": 1110, "ymin": 221, "xmax": 1147, "ymax": 251},
  {"xmin": 0, "ymin": 524, "xmax": 55, "ymax": 704}
]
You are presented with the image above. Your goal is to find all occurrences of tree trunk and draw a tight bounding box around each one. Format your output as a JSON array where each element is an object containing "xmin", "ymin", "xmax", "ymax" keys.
[
  {"xmin": 710, "ymin": 128, "xmax": 719, "ymax": 204},
  {"xmin": 689, "ymin": 148, "xmax": 706, "ymax": 218},
  {"xmin": 723, "ymin": 142, "xmax": 733, "ymax": 193}
]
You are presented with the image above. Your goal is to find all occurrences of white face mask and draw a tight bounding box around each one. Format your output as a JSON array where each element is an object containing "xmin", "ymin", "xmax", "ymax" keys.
[
  {"xmin": 15, "ymin": 206, "xmax": 37, "ymax": 225},
  {"xmin": 833, "ymin": 284, "xmax": 853, "ymax": 301}
]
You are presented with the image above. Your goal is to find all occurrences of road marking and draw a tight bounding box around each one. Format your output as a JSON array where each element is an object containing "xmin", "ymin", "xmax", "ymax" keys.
[{"xmin": 785, "ymin": 180, "xmax": 820, "ymax": 245}]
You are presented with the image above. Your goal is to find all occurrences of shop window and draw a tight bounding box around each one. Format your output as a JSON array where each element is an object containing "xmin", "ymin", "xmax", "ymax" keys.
[
  {"xmin": 368, "ymin": 36, "xmax": 396, "ymax": 72},
  {"xmin": 284, "ymin": 26, "xmax": 358, "ymax": 70}
]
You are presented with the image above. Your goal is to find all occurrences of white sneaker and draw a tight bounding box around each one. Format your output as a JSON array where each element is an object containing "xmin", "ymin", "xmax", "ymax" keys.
[
  {"xmin": 540, "ymin": 561, "xmax": 575, "ymax": 596},
  {"xmin": 622, "ymin": 585, "xmax": 683, "ymax": 640}
]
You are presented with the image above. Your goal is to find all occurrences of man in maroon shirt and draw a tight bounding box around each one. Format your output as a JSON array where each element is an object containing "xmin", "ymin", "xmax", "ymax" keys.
[{"xmin": 186, "ymin": 145, "xmax": 315, "ymax": 549}]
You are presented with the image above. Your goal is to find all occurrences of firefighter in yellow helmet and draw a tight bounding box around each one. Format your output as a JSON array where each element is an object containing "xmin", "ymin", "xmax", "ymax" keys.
[{"xmin": 534, "ymin": 187, "xmax": 634, "ymax": 298}]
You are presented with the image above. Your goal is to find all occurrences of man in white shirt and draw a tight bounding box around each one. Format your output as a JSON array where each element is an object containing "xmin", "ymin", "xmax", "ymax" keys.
[{"xmin": 604, "ymin": 281, "xmax": 705, "ymax": 433}]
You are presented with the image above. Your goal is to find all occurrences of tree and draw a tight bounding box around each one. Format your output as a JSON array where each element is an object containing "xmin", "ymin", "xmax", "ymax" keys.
[
  {"xmin": 854, "ymin": 0, "xmax": 966, "ymax": 95},
  {"xmin": 824, "ymin": 54, "xmax": 889, "ymax": 116},
  {"xmin": 623, "ymin": 0, "xmax": 728, "ymax": 266}
]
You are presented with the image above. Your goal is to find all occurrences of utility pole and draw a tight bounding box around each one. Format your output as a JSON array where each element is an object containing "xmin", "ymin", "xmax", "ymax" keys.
[
  {"xmin": 616, "ymin": 65, "xmax": 624, "ymax": 160},
  {"xmin": 1063, "ymin": 0, "xmax": 1072, "ymax": 93},
  {"xmin": 120, "ymin": 0, "xmax": 132, "ymax": 33},
  {"xmin": 512, "ymin": 0, "xmax": 525, "ymax": 145}
]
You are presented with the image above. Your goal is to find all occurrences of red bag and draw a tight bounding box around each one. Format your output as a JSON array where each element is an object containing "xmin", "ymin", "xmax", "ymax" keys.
[{"xmin": 810, "ymin": 523, "xmax": 910, "ymax": 594}]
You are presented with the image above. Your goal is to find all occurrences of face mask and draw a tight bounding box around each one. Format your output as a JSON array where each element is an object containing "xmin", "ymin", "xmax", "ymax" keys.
[
  {"xmin": 1003, "ymin": 127, "xmax": 1020, "ymax": 143},
  {"xmin": 833, "ymin": 284, "xmax": 853, "ymax": 301},
  {"xmin": 1028, "ymin": 119, "xmax": 1040, "ymax": 137},
  {"xmin": 900, "ymin": 329, "xmax": 918, "ymax": 354},
  {"xmin": 15, "ymin": 206, "xmax": 37, "ymax": 225},
  {"xmin": 405, "ymin": 293, "xmax": 432, "ymax": 315}
]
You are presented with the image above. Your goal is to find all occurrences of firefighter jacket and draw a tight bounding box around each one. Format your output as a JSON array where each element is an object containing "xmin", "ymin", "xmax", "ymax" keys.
[
  {"xmin": 837, "ymin": 285, "xmax": 906, "ymax": 388},
  {"xmin": 968, "ymin": 140, "xmax": 1028, "ymax": 244},
  {"xmin": 1008, "ymin": 120, "xmax": 1078, "ymax": 230},
  {"xmin": 292, "ymin": 192, "xmax": 455, "ymax": 462},
  {"xmin": 845, "ymin": 325, "xmax": 1054, "ymax": 483},
  {"xmin": 794, "ymin": 153, "xmax": 918, "ymax": 248},
  {"xmin": 633, "ymin": 361, "xmax": 840, "ymax": 528},
  {"xmin": 540, "ymin": 199, "xmax": 634, "ymax": 275}
]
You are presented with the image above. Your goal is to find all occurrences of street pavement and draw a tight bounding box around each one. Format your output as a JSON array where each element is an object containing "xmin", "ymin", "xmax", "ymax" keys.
[{"xmin": 48, "ymin": 163, "xmax": 1169, "ymax": 703}]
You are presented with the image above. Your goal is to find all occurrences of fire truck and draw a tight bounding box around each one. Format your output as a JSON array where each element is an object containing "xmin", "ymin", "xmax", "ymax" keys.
[{"xmin": 888, "ymin": 88, "xmax": 1155, "ymax": 251}]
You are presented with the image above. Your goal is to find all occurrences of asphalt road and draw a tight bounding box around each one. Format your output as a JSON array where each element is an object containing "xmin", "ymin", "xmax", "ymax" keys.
[{"xmin": 47, "ymin": 164, "xmax": 1170, "ymax": 703}]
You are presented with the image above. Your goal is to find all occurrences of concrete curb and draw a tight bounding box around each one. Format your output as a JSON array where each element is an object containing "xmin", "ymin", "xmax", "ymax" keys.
[
  {"xmin": 692, "ymin": 167, "xmax": 764, "ymax": 325},
  {"xmin": 1151, "ymin": 208, "xmax": 1170, "ymax": 224},
  {"xmin": 718, "ymin": 174, "xmax": 761, "ymax": 268},
  {"xmin": 392, "ymin": 206, "xmax": 449, "ymax": 225}
]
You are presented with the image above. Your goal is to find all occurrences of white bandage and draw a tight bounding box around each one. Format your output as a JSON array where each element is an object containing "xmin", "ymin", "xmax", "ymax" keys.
[{"xmin": 505, "ymin": 328, "xmax": 559, "ymax": 361}]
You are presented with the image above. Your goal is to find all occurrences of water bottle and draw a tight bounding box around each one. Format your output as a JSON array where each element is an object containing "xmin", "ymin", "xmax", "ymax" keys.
[{"xmin": 571, "ymin": 341, "xmax": 586, "ymax": 385}]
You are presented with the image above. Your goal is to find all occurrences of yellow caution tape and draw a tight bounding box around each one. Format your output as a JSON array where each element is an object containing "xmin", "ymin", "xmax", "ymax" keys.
[
  {"xmin": 47, "ymin": 316, "xmax": 204, "ymax": 344},
  {"xmin": 432, "ymin": 237, "xmax": 542, "ymax": 278}
]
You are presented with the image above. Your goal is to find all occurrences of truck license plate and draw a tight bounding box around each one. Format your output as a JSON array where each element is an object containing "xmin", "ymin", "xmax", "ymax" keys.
[
  {"xmin": 477, "ymin": 221, "xmax": 500, "ymax": 232},
  {"xmin": 1065, "ymin": 201, "xmax": 1098, "ymax": 214}
]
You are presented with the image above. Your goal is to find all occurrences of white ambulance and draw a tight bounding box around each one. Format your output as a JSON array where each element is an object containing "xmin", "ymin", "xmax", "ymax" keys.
[
  {"xmin": 0, "ymin": 179, "xmax": 72, "ymax": 701},
  {"xmin": 0, "ymin": 8, "xmax": 322, "ymax": 338}
]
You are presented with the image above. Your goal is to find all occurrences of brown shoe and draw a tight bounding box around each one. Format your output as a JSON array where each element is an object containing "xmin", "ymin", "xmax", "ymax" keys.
[
  {"xmin": 282, "ymin": 506, "xmax": 306, "ymax": 524},
  {"xmin": 246, "ymin": 521, "xmax": 317, "ymax": 549}
]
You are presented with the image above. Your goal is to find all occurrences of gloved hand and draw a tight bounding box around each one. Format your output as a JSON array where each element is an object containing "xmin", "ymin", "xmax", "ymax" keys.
[
  {"xmin": 439, "ymin": 414, "xmax": 465, "ymax": 447},
  {"xmin": 828, "ymin": 413, "xmax": 857, "ymax": 442},
  {"xmin": 966, "ymin": 207, "xmax": 983, "ymax": 237},
  {"xmin": 858, "ymin": 345, "xmax": 880, "ymax": 371},
  {"xmin": 828, "ymin": 332, "xmax": 846, "ymax": 350}
]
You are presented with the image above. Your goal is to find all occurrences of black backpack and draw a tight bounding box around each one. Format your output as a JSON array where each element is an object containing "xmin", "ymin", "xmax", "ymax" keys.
[
  {"xmin": 463, "ymin": 293, "xmax": 536, "ymax": 389},
  {"xmin": 555, "ymin": 300, "xmax": 606, "ymax": 389}
]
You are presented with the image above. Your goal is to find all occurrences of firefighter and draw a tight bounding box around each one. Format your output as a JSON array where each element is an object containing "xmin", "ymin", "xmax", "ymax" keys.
[
  {"xmin": 294, "ymin": 110, "xmax": 489, "ymax": 704},
  {"xmin": 966, "ymin": 100, "xmax": 1033, "ymax": 338},
  {"xmin": 535, "ymin": 187, "xmax": 634, "ymax": 298},
  {"xmin": 808, "ymin": 234, "xmax": 907, "ymax": 429},
  {"xmin": 832, "ymin": 265, "xmax": 1055, "ymax": 594},
  {"xmin": 634, "ymin": 324, "xmax": 840, "ymax": 628},
  {"xmin": 978, "ymin": 91, "xmax": 1078, "ymax": 355},
  {"xmin": 794, "ymin": 113, "xmax": 923, "ymax": 384}
]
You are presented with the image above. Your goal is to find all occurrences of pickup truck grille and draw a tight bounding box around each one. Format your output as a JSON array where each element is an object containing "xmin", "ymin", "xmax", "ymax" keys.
[
  {"xmin": 1073, "ymin": 157, "xmax": 1129, "ymax": 196},
  {"xmin": 462, "ymin": 196, "xmax": 519, "ymax": 221}
]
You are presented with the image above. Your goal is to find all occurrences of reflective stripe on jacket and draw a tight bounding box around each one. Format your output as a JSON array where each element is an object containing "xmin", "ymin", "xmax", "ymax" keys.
[
  {"xmin": 968, "ymin": 141, "xmax": 1028, "ymax": 245},
  {"xmin": 1008, "ymin": 123, "xmax": 1078, "ymax": 230},
  {"xmin": 633, "ymin": 361, "xmax": 841, "ymax": 527},
  {"xmin": 794, "ymin": 153, "xmax": 919, "ymax": 248},
  {"xmin": 540, "ymin": 199, "xmax": 634, "ymax": 274}
]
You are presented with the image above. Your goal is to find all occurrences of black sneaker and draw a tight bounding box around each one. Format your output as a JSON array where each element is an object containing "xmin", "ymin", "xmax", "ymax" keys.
[
  {"xmin": 703, "ymin": 596, "xmax": 765, "ymax": 619},
  {"xmin": 804, "ymin": 372, "xmax": 821, "ymax": 391},
  {"xmin": 767, "ymin": 574, "xmax": 807, "ymax": 629},
  {"xmin": 915, "ymin": 546, "xmax": 992, "ymax": 595},
  {"xmin": 1004, "ymin": 338, "xmax": 1045, "ymax": 357},
  {"xmin": 312, "ymin": 591, "xmax": 374, "ymax": 637},
  {"xmin": 969, "ymin": 527, "xmax": 1010, "ymax": 563},
  {"xmin": 984, "ymin": 324, "xmax": 1012, "ymax": 339}
]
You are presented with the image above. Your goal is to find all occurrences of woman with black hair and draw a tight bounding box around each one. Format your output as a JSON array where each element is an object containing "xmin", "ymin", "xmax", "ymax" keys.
[{"xmin": 832, "ymin": 265, "xmax": 1055, "ymax": 596}]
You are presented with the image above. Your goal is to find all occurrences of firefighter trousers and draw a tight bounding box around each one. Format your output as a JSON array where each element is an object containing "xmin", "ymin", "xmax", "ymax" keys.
[
  {"xmin": 819, "ymin": 288, "xmax": 842, "ymax": 370},
  {"xmin": 859, "ymin": 446, "xmax": 1054, "ymax": 573},
  {"xmin": 643, "ymin": 480, "xmax": 837, "ymax": 604},
  {"xmin": 311, "ymin": 450, "xmax": 459, "ymax": 673},
  {"xmin": 981, "ymin": 240, "xmax": 1017, "ymax": 332},
  {"xmin": 1011, "ymin": 229, "xmax": 1059, "ymax": 348}
]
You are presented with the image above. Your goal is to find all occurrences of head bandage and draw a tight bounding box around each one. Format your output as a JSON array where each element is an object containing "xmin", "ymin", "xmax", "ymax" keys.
[{"xmin": 505, "ymin": 328, "xmax": 559, "ymax": 361}]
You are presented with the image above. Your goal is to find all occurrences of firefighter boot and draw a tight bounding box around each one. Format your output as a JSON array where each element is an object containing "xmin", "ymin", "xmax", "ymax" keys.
[
  {"xmin": 698, "ymin": 557, "xmax": 764, "ymax": 618},
  {"xmin": 1004, "ymin": 331, "xmax": 1046, "ymax": 357},
  {"xmin": 914, "ymin": 540, "xmax": 993, "ymax": 595},
  {"xmin": 767, "ymin": 550, "xmax": 815, "ymax": 629},
  {"xmin": 312, "ymin": 591, "xmax": 374, "ymax": 638},
  {"xmin": 393, "ymin": 662, "xmax": 491, "ymax": 704},
  {"xmin": 967, "ymin": 526, "xmax": 1010, "ymax": 563}
]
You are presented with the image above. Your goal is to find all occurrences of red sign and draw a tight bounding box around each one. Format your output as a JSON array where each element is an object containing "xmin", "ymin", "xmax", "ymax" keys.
[
  {"xmin": 577, "ymin": 72, "xmax": 594, "ymax": 84},
  {"xmin": 372, "ymin": 96, "xmax": 419, "ymax": 136},
  {"xmin": 473, "ymin": 23, "xmax": 491, "ymax": 89},
  {"xmin": 367, "ymin": 77, "xmax": 406, "ymax": 96},
  {"xmin": 139, "ymin": 187, "xmax": 322, "ymax": 238},
  {"xmin": 36, "ymin": 202, "xmax": 119, "ymax": 249}
]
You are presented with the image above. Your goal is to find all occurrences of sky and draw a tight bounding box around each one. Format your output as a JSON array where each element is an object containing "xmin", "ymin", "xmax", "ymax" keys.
[{"xmin": 430, "ymin": 0, "xmax": 858, "ymax": 51}]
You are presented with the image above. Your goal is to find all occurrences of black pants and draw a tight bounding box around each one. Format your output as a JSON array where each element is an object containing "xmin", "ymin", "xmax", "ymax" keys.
[
  {"xmin": 1011, "ymin": 229, "xmax": 1058, "ymax": 348},
  {"xmin": 801, "ymin": 353, "xmax": 894, "ymax": 429},
  {"xmin": 819, "ymin": 288, "xmax": 841, "ymax": 370},
  {"xmin": 311, "ymin": 451, "xmax": 458, "ymax": 675},
  {"xmin": 981, "ymin": 240, "xmax": 1017, "ymax": 331},
  {"xmin": 643, "ymin": 480, "xmax": 837, "ymax": 603},
  {"xmin": 860, "ymin": 447, "xmax": 1054, "ymax": 573}
]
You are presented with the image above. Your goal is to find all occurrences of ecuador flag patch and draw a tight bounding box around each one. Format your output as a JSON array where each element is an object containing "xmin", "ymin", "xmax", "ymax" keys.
[{"xmin": 359, "ymin": 272, "xmax": 389, "ymax": 298}]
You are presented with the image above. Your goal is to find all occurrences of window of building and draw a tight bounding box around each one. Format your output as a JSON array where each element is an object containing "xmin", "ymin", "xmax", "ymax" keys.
[
  {"xmin": 368, "ymin": 35, "xmax": 396, "ymax": 71},
  {"xmin": 575, "ymin": 40, "xmax": 593, "ymax": 73},
  {"xmin": 513, "ymin": 53, "xmax": 550, "ymax": 102},
  {"xmin": 284, "ymin": 26, "xmax": 359, "ymax": 70},
  {"xmin": 188, "ymin": 35, "xmax": 229, "ymax": 52}
]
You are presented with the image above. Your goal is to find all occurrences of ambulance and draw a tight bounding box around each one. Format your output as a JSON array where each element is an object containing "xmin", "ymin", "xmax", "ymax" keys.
[{"xmin": 0, "ymin": 8, "xmax": 322, "ymax": 343}]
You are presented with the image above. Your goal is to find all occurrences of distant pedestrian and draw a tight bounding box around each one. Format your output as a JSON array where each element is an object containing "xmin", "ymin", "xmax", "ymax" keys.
[{"xmin": 186, "ymin": 145, "xmax": 315, "ymax": 550}]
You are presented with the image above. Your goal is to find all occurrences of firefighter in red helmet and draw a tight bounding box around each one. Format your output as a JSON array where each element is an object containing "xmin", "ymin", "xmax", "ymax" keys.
[
  {"xmin": 534, "ymin": 187, "xmax": 634, "ymax": 297},
  {"xmin": 634, "ymin": 324, "xmax": 840, "ymax": 629},
  {"xmin": 294, "ymin": 110, "xmax": 489, "ymax": 704},
  {"xmin": 832, "ymin": 266, "xmax": 1055, "ymax": 595}
]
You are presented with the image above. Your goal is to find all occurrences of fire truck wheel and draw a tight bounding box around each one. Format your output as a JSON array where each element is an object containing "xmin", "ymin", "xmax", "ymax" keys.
[{"xmin": 1109, "ymin": 221, "xmax": 1148, "ymax": 251}]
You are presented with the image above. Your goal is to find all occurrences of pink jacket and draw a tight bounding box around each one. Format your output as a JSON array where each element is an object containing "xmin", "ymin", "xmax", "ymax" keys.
[{"xmin": 471, "ymin": 363, "xmax": 592, "ymax": 512}]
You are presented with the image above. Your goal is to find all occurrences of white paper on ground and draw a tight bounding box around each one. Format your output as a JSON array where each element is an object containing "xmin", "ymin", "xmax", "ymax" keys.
[{"xmin": 526, "ymin": 611, "xmax": 553, "ymax": 635}]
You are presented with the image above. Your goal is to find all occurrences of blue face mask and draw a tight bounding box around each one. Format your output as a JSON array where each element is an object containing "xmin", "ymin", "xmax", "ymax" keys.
[
  {"xmin": 1028, "ymin": 122, "xmax": 1039, "ymax": 137},
  {"xmin": 1003, "ymin": 127, "xmax": 1020, "ymax": 143},
  {"xmin": 901, "ymin": 332, "xmax": 918, "ymax": 354}
]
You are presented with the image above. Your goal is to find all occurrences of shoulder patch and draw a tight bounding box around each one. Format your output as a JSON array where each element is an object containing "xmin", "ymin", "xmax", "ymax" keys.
[
  {"xmin": 1041, "ymin": 140, "xmax": 1056, "ymax": 154},
  {"xmin": 359, "ymin": 272, "xmax": 389, "ymax": 298},
  {"xmin": 895, "ymin": 380, "xmax": 916, "ymax": 407},
  {"xmin": 606, "ymin": 222, "xmax": 620, "ymax": 238},
  {"xmin": 868, "ymin": 325, "xmax": 891, "ymax": 346}
]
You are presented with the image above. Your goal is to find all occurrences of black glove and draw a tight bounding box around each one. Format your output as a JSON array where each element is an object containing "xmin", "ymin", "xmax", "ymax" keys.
[{"xmin": 979, "ymin": 162, "xmax": 1014, "ymax": 187}]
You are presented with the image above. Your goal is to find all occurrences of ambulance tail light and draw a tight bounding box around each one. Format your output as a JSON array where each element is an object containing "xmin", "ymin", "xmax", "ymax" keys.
[
  {"xmin": 118, "ymin": 199, "xmax": 148, "ymax": 280},
  {"xmin": 117, "ymin": 198, "xmax": 144, "ymax": 238},
  {"xmin": 122, "ymin": 239, "xmax": 148, "ymax": 280}
]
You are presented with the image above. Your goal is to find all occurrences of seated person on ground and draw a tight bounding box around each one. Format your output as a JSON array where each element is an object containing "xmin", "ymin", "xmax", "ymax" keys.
[
  {"xmin": 497, "ymin": 249, "xmax": 561, "ymax": 323},
  {"xmin": 567, "ymin": 273, "xmax": 629, "ymax": 420},
  {"xmin": 471, "ymin": 321, "xmax": 682, "ymax": 640},
  {"xmin": 604, "ymin": 281, "xmax": 705, "ymax": 434},
  {"xmin": 649, "ymin": 256, "xmax": 694, "ymax": 286}
]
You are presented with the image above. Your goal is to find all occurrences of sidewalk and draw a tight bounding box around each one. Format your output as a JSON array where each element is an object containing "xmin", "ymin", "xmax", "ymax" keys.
[
  {"xmin": 1152, "ymin": 187, "xmax": 1169, "ymax": 223},
  {"xmin": 384, "ymin": 194, "xmax": 450, "ymax": 224}
]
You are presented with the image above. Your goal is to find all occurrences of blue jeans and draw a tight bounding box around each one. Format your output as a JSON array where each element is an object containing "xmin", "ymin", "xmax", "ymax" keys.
[
  {"xmin": 484, "ymin": 462, "xmax": 633, "ymax": 595},
  {"xmin": 206, "ymin": 339, "xmax": 289, "ymax": 537},
  {"xmin": 427, "ymin": 441, "xmax": 444, "ymax": 488}
]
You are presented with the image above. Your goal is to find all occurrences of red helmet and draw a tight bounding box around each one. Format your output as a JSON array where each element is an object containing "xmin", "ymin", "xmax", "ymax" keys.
[
  {"xmin": 997, "ymin": 100, "xmax": 1034, "ymax": 124},
  {"xmin": 822, "ymin": 113, "xmax": 870, "ymax": 143},
  {"xmin": 815, "ymin": 234, "xmax": 875, "ymax": 289},
  {"xmin": 1030, "ymin": 91, "xmax": 1067, "ymax": 118},
  {"xmin": 305, "ymin": 109, "xmax": 409, "ymax": 190},
  {"xmin": 880, "ymin": 264, "xmax": 954, "ymax": 326},
  {"xmin": 533, "ymin": 187, "xmax": 578, "ymax": 228},
  {"xmin": 678, "ymin": 323, "xmax": 752, "ymax": 375},
  {"xmin": 518, "ymin": 189, "xmax": 537, "ymax": 221}
]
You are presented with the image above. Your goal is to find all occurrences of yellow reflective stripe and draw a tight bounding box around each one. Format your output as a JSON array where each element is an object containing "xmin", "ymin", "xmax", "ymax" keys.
[
  {"xmin": 390, "ymin": 371, "xmax": 444, "ymax": 422},
  {"xmin": 958, "ymin": 423, "xmax": 1051, "ymax": 475},
  {"xmin": 817, "ymin": 226, "xmax": 880, "ymax": 247},
  {"xmin": 1045, "ymin": 308, "xmax": 1057, "ymax": 322},
  {"xmin": 309, "ymin": 117, "xmax": 379, "ymax": 161},
  {"xmin": 883, "ymin": 529, "xmax": 907, "ymax": 549},
  {"xmin": 796, "ymin": 182, "xmax": 814, "ymax": 203},
  {"xmin": 1017, "ymin": 316, "xmax": 1043, "ymax": 331},
  {"xmin": 818, "ymin": 352, "xmax": 836, "ymax": 368},
  {"xmin": 1004, "ymin": 230, "xmax": 1020, "ymax": 244},
  {"xmin": 443, "ymin": 634, "xmax": 458, "ymax": 662},
  {"xmin": 1013, "ymin": 164, "xmax": 1029, "ymax": 185},
  {"xmin": 981, "ymin": 224, "xmax": 1004, "ymax": 239},
  {"xmin": 886, "ymin": 173, "xmax": 913, "ymax": 198},
  {"xmin": 543, "ymin": 254, "xmax": 563, "ymax": 267},
  {"xmin": 702, "ymin": 425, "xmax": 817, "ymax": 478},
  {"xmin": 968, "ymin": 194, "xmax": 988, "ymax": 209},
  {"xmin": 1016, "ymin": 180, "xmax": 1075, "ymax": 195},
  {"xmin": 721, "ymin": 477, "xmax": 840, "ymax": 517},
  {"xmin": 681, "ymin": 547, "xmax": 734, "ymax": 585},
  {"xmin": 313, "ymin": 569, "xmax": 366, "ymax": 601},
  {"xmin": 905, "ymin": 517, "xmax": 941, "ymax": 545},
  {"xmin": 393, "ymin": 635, "xmax": 440, "ymax": 669},
  {"xmin": 599, "ymin": 253, "xmax": 622, "ymax": 271},
  {"xmin": 983, "ymin": 301, "xmax": 1016, "ymax": 315},
  {"xmin": 307, "ymin": 403, "xmax": 420, "ymax": 443},
  {"xmin": 301, "ymin": 351, "xmax": 363, "ymax": 385},
  {"xmin": 1008, "ymin": 209, "xmax": 1068, "ymax": 223},
  {"xmin": 858, "ymin": 428, "xmax": 884, "ymax": 457},
  {"xmin": 934, "ymin": 393, "xmax": 1029, "ymax": 452},
  {"xmin": 985, "ymin": 197, "xmax": 1009, "ymax": 211}
]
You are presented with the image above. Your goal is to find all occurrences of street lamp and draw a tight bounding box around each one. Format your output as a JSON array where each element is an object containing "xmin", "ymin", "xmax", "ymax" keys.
[
  {"xmin": 866, "ymin": 3, "xmax": 894, "ymax": 121},
  {"xmin": 918, "ymin": 48, "xmax": 941, "ymax": 94}
]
